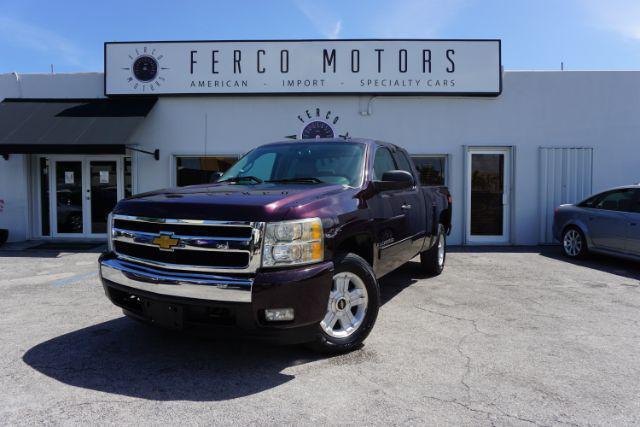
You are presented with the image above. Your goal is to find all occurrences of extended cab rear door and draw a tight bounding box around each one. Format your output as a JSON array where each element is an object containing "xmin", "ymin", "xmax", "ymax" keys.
[{"xmin": 392, "ymin": 149, "xmax": 428, "ymax": 256}]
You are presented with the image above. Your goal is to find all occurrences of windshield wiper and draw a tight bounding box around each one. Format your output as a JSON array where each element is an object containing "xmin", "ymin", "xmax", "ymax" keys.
[
  {"xmin": 218, "ymin": 175, "xmax": 263, "ymax": 184},
  {"xmin": 267, "ymin": 177, "xmax": 324, "ymax": 184}
]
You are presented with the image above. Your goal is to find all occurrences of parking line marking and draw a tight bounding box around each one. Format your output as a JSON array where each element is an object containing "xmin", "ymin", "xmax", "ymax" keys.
[{"xmin": 51, "ymin": 271, "xmax": 97, "ymax": 287}]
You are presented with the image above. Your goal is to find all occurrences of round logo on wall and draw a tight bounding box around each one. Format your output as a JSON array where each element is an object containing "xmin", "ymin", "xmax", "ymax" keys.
[
  {"xmin": 123, "ymin": 47, "xmax": 168, "ymax": 92},
  {"xmin": 301, "ymin": 120, "xmax": 335, "ymax": 139},
  {"xmin": 295, "ymin": 108, "xmax": 340, "ymax": 139}
]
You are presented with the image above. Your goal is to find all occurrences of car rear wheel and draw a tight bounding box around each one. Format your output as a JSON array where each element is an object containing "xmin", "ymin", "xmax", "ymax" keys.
[
  {"xmin": 562, "ymin": 227, "xmax": 588, "ymax": 258},
  {"xmin": 420, "ymin": 225, "xmax": 446, "ymax": 275},
  {"xmin": 307, "ymin": 253, "xmax": 380, "ymax": 354}
]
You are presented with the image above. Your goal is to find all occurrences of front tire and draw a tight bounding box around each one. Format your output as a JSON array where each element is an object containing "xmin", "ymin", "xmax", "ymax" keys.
[
  {"xmin": 420, "ymin": 225, "xmax": 446, "ymax": 275},
  {"xmin": 562, "ymin": 226, "xmax": 588, "ymax": 258},
  {"xmin": 308, "ymin": 253, "xmax": 380, "ymax": 354}
]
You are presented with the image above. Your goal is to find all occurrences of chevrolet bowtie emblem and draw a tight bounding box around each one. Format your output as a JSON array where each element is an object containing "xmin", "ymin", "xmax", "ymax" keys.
[{"xmin": 152, "ymin": 233, "xmax": 180, "ymax": 251}]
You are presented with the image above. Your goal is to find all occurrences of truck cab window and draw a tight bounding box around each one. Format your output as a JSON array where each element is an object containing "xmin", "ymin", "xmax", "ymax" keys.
[
  {"xmin": 394, "ymin": 151, "xmax": 415, "ymax": 176},
  {"xmin": 373, "ymin": 147, "xmax": 397, "ymax": 180}
]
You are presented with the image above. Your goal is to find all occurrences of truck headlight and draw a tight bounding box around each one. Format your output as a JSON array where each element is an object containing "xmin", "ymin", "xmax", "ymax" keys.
[
  {"xmin": 262, "ymin": 218, "xmax": 323, "ymax": 267},
  {"xmin": 107, "ymin": 212, "xmax": 114, "ymax": 252}
]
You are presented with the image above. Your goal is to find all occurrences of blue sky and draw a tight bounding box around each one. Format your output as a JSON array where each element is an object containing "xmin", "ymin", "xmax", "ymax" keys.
[{"xmin": 1, "ymin": 0, "xmax": 639, "ymax": 73}]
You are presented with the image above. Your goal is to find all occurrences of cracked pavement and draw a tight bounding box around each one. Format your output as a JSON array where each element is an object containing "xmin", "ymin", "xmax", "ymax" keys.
[{"xmin": 0, "ymin": 246, "xmax": 639, "ymax": 425}]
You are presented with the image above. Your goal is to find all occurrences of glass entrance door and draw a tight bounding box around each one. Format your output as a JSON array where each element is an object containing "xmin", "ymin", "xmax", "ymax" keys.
[
  {"xmin": 54, "ymin": 161, "xmax": 84, "ymax": 234},
  {"xmin": 89, "ymin": 160, "xmax": 118, "ymax": 234},
  {"xmin": 50, "ymin": 157, "xmax": 123, "ymax": 237},
  {"xmin": 466, "ymin": 148, "xmax": 511, "ymax": 244}
]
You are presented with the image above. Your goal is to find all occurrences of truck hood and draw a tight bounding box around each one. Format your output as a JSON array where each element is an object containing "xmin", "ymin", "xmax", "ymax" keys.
[{"xmin": 113, "ymin": 182, "xmax": 350, "ymax": 222}]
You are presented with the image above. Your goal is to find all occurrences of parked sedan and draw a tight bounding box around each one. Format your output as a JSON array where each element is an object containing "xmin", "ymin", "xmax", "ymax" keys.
[{"xmin": 553, "ymin": 185, "xmax": 640, "ymax": 260}]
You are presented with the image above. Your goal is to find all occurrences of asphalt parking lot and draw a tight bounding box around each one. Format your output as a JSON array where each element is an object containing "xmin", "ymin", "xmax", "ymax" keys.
[{"xmin": 0, "ymin": 246, "xmax": 639, "ymax": 425}]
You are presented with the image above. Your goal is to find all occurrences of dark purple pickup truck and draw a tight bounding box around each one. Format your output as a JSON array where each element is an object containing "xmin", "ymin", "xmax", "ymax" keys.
[{"xmin": 99, "ymin": 138, "xmax": 451, "ymax": 353}]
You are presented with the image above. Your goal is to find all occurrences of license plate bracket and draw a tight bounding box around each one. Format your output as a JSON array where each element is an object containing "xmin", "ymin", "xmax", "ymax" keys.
[{"xmin": 144, "ymin": 301, "xmax": 184, "ymax": 330}]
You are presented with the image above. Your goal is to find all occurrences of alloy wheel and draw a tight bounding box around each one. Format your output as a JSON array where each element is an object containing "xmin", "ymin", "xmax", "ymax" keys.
[
  {"xmin": 437, "ymin": 231, "xmax": 445, "ymax": 268},
  {"xmin": 563, "ymin": 229, "xmax": 582, "ymax": 257},
  {"xmin": 321, "ymin": 271, "xmax": 369, "ymax": 338}
]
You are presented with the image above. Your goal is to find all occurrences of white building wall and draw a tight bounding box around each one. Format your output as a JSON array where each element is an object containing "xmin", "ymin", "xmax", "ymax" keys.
[
  {"xmin": 0, "ymin": 73, "xmax": 104, "ymax": 241},
  {"xmin": 1, "ymin": 70, "xmax": 639, "ymax": 244}
]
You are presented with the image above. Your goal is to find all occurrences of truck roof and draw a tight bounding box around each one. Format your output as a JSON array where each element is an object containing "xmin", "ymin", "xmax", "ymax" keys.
[{"xmin": 261, "ymin": 137, "xmax": 399, "ymax": 150}]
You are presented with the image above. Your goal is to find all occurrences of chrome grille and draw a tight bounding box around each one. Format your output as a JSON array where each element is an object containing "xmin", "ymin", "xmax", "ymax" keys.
[{"xmin": 111, "ymin": 215, "xmax": 264, "ymax": 273}]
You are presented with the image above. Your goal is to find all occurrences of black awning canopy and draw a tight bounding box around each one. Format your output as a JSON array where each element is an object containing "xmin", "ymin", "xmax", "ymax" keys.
[{"xmin": 0, "ymin": 97, "xmax": 157, "ymax": 156}]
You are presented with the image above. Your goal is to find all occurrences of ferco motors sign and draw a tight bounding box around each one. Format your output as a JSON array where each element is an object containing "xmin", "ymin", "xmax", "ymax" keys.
[{"xmin": 104, "ymin": 39, "xmax": 501, "ymax": 96}]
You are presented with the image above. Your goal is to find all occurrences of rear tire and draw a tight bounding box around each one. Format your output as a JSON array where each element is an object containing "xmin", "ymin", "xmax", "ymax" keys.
[
  {"xmin": 562, "ymin": 226, "xmax": 588, "ymax": 258},
  {"xmin": 307, "ymin": 253, "xmax": 380, "ymax": 354},
  {"xmin": 420, "ymin": 225, "xmax": 446, "ymax": 275}
]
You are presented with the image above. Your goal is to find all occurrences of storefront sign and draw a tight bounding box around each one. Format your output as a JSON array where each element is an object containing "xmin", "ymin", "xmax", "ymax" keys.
[{"xmin": 105, "ymin": 39, "xmax": 501, "ymax": 96}]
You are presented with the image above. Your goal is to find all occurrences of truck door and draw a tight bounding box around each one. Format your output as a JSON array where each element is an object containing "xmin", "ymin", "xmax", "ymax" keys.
[
  {"xmin": 370, "ymin": 146, "xmax": 407, "ymax": 275},
  {"xmin": 393, "ymin": 149, "xmax": 428, "ymax": 256}
]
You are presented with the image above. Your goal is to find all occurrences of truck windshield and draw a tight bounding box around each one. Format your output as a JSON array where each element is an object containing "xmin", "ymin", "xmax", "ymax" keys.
[{"xmin": 220, "ymin": 142, "xmax": 366, "ymax": 187}]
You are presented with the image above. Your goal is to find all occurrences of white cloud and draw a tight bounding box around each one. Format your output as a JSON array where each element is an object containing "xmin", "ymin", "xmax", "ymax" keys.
[
  {"xmin": 583, "ymin": 0, "xmax": 640, "ymax": 40},
  {"xmin": 294, "ymin": 0, "xmax": 343, "ymax": 38},
  {"xmin": 0, "ymin": 15, "xmax": 86, "ymax": 69}
]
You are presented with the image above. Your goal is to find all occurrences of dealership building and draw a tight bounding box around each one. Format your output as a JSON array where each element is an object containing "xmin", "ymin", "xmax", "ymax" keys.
[{"xmin": 0, "ymin": 39, "xmax": 638, "ymax": 246}]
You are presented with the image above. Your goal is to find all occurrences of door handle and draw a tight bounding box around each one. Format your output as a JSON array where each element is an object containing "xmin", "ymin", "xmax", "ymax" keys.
[
  {"xmin": 631, "ymin": 223, "xmax": 637, "ymax": 227},
  {"xmin": 401, "ymin": 203, "xmax": 412, "ymax": 211}
]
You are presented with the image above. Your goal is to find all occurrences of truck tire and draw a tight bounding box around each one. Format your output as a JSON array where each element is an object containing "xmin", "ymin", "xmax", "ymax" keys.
[
  {"xmin": 562, "ymin": 226, "xmax": 588, "ymax": 258},
  {"xmin": 420, "ymin": 225, "xmax": 446, "ymax": 275},
  {"xmin": 308, "ymin": 252, "xmax": 380, "ymax": 354}
]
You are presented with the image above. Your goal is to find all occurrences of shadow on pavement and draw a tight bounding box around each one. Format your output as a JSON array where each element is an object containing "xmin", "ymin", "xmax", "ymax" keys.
[
  {"xmin": 379, "ymin": 260, "xmax": 432, "ymax": 305},
  {"xmin": 537, "ymin": 246, "xmax": 640, "ymax": 281},
  {"xmin": 23, "ymin": 317, "xmax": 326, "ymax": 401},
  {"xmin": 449, "ymin": 244, "xmax": 640, "ymax": 280}
]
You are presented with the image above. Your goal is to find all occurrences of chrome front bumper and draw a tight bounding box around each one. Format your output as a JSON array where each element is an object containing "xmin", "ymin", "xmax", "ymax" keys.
[{"xmin": 100, "ymin": 257, "xmax": 253, "ymax": 303}]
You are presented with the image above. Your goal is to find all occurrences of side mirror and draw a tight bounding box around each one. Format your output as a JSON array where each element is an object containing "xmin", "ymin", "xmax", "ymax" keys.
[
  {"xmin": 210, "ymin": 171, "xmax": 224, "ymax": 183},
  {"xmin": 373, "ymin": 170, "xmax": 414, "ymax": 192}
]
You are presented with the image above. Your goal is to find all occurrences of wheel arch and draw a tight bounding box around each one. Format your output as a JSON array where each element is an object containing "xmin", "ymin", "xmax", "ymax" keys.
[
  {"xmin": 335, "ymin": 232, "xmax": 374, "ymax": 267},
  {"xmin": 562, "ymin": 220, "xmax": 593, "ymax": 249}
]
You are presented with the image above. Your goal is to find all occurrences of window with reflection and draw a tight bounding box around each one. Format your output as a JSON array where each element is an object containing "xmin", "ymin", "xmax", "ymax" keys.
[
  {"xmin": 411, "ymin": 155, "xmax": 447, "ymax": 186},
  {"xmin": 176, "ymin": 156, "xmax": 238, "ymax": 187}
]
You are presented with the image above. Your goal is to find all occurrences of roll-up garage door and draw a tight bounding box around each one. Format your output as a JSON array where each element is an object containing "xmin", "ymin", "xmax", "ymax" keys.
[{"xmin": 539, "ymin": 147, "xmax": 593, "ymax": 243}]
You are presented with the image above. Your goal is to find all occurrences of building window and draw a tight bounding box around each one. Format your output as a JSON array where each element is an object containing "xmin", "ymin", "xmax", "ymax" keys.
[
  {"xmin": 411, "ymin": 155, "xmax": 447, "ymax": 186},
  {"xmin": 124, "ymin": 156, "xmax": 132, "ymax": 198},
  {"xmin": 175, "ymin": 156, "xmax": 238, "ymax": 187}
]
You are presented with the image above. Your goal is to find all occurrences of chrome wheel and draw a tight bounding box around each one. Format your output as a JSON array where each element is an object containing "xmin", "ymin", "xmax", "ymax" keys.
[
  {"xmin": 563, "ymin": 229, "xmax": 582, "ymax": 257},
  {"xmin": 437, "ymin": 231, "xmax": 445, "ymax": 268},
  {"xmin": 321, "ymin": 271, "xmax": 369, "ymax": 338}
]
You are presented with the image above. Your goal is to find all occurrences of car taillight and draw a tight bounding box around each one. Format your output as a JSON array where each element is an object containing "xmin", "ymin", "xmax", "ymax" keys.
[
  {"xmin": 447, "ymin": 195, "xmax": 452, "ymax": 205},
  {"xmin": 553, "ymin": 208, "xmax": 558, "ymax": 222}
]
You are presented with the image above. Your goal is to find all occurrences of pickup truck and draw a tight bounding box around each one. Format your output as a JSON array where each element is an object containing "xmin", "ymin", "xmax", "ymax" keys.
[{"xmin": 99, "ymin": 138, "xmax": 451, "ymax": 353}]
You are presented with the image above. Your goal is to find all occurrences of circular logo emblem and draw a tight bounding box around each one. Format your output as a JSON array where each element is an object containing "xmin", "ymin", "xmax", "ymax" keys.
[
  {"xmin": 122, "ymin": 47, "xmax": 168, "ymax": 92},
  {"xmin": 336, "ymin": 298, "xmax": 347, "ymax": 310},
  {"xmin": 301, "ymin": 120, "xmax": 335, "ymax": 139},
  {"xmin": 132, "ymin": 55, "xmax": 159, "ymax": 82}
]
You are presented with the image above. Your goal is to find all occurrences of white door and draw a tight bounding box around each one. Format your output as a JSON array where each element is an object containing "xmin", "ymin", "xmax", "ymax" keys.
[
  {"xmin": 50, "ymin": 156, "xmax": 123, "ymax": 237},
  {"xmin": 466, "ymin": 148, "xmax": 511, "ymax": 244}
]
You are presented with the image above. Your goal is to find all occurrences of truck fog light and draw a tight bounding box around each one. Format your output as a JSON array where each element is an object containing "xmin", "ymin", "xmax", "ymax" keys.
[{"xmin": 265, "ymin": 308, "xmax": 295, "ymax": 322}]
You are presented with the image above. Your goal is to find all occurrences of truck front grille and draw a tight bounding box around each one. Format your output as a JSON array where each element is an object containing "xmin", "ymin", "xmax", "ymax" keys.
[{"xmin": 111, "ymin": 215, "xmax": 264, "ymax": 273}]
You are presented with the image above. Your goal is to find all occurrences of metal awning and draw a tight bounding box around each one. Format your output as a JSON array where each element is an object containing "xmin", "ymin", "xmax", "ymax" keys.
[{"xmin": 0, "ymin": 97, "xmax": 157, "ymax": 157}]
